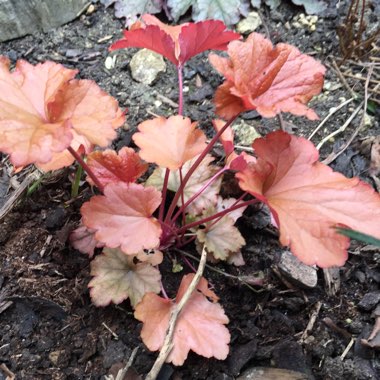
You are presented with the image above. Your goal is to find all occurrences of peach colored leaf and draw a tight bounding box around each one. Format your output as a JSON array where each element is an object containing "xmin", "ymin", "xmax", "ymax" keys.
[
  {"xmin": 0, "ymin": 57, "xmax": 125, "ymax": 169},
  {"xmin": 0, "ymin": 58, "xmax": 75, "ymax": 167},
  {"xmin": 81, "ymin": 182, "xmax": 162, "ymax": 254},
  {"xmin": 70, "ymin": 223, "xmax": 104, "ymax": 258},
  {"xmin": 209, "ymin": 33, "xmax": 326, "ymax": 120},
  {"xmin": 110, "ymin": 15, "xmax": 240, "ymax": 67},
  {"xmin": 133, "ymin": 116, "xmax": 206, "ymax": 171},
  {"xmin": 86, "ymin": 147, "xmax": 148, "ymax": 187},
  {"xmin": 89, "ymin": 248, "xmax": 161, "ymax": 307},
  {"xmin": 236, "ymin": 131, "xmax": 380, "ymax": 267},
  {"xmin": 146, "ymin": 154, "xmax": 221, "ymax": 214},
  {"xmin": 134, "ymin": 274, "xmax": 230, "ymax": 366},
  {"xmin": 136, "ymin": 249, "xmax": 164, "ymax": 266}
]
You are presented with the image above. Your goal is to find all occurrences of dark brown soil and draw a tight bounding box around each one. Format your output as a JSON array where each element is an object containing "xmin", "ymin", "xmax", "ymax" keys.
[{"xmin": 0, "ymin": 2, "xmax": 380, "ymax": 379}]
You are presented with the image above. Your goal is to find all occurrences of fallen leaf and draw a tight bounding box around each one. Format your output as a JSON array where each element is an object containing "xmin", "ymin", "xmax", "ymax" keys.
[
  {"xmin": 133, "ymin": 115, "xmax": 207, "ymax": 170},
  {"xmin": 86, "ymin": 147, "xmax": 148, "ymax": 187},
  {"xmin": 110, "ymin": 14, "xmax": 240, "ymax": 67},
  {"xmin": 89, "ymin": 248, "xmax": 161, "ymax": 307},
  {"xmin": 209, "ymin": 33, "xmax": 325, "ymax": 120},
  {"xmin": 81, "ymin": 182, "xmax": 162, "ymax": 254},
  {"xmin": 236, "ymin": 131, "xmax": 380, "ymax": 267},
  {"xmin": 134, "ymin": 274, "xmax": 230, "ymax": 365}
]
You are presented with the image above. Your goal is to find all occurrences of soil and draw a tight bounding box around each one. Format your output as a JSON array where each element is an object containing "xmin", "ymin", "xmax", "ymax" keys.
[{"xmin": 1, "ymin": 1, "xmax": 380, "ymax": 380}]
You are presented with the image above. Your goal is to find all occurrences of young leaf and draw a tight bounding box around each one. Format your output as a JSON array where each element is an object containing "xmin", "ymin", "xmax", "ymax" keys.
[
  {"xmin": 89, "ymin": 248, "xmax": 161, "ymax": 307},
  {"xmin": 236, "ymin": 131, "xmax": 380, "ymax": 267},
  {"xmin": 196, "ymin": 198, "xmax": 246, "ymax": 260},
  {"xmin": 70, "ymin": 223, "xmax": 105, "ymax": 258},
  {"xmin": 81, "ymin": 182, "xmax": 162, "ymax": 254},
  {"xmin": 86, "ymin": 147, "xmax": 148, "ymax": 187},
  {"xmin": 209, "ymin": 33, "xmax": 326, "ymax": 120},
  {"xmin": 0, "ymin": 58, "xmax": 125, "ymax": 168},
  {"xmin": 134, "ymin": 274, "xmax": 230, "ymax": 365},
  {"xmin": 110, "ymin": 14, "xmax": 240, "ymax": 67},
  {"xmin": 146, "ymin": 154, "xmax": 222, "ymax": 214},
  {"xmin": 133, "ymin": 115, "xmax": 207, "ymax": 171}
]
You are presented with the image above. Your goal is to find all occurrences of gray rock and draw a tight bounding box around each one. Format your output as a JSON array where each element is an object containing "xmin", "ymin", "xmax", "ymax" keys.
[
  {"xmin": 236, "ymin": 12, "xmax": 262, "ymax": 34},
  {"xmin": 0, "ymin": 0, "xmax": 89, "ymax": 42},
  {"xmin": 130, "ymin": 49, "xmax": 166, "ymax": 85},
  {"xmin": 278, "ymin": 251, "xmax": 318, "ymax": 289},
  {"xmin": 358, "ymin": 291, "xmax": 380, "ymax": 311}
]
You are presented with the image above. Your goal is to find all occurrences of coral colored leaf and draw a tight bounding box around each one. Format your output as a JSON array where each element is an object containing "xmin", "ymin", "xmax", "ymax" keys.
[
  {"xmin": 70, "ymin": 223, "xmax": 104, "ymax": 258},
  {"xmin": 177, "ymin": 20, "xmax": 241, "ymax": 64},
  {"xmin": 133, "ymin": 116, "xmax": 207, "ymax": 171},
  {"xmin": 0, "ymin": 57, "xmax": 125, "ymax": 169},
  {"xmin": 81, "ymin": 182, "xmax": 162, "ymax": 254},
  {"xmin": 111, "ymin": 25, "xmax": 178, "ymax": 65},
  {"xmin": 0, "ymin": 58, "xmax": 75, "ymax": 167},
  {"xmin": 89, "ymin": 248, "xmax": 161, "ymax": 307},
  {"xmin": 147, "ymin": 154, "xmax": 221, "ymax": 214},
  {"xmin": 134, "ymin": 274, "xmax": 230, "ymax": 365},
  {"xmin": 209, "ymin": 33, "xmax": 326, "ymax": 120},
  {"xmin": 110, "ymin": 15, "xmax": 240, "ymax": 67},
  {"xmin": 86, "ymin": 147, "xmax": 148, "ymax": 187},
  {"xmin": 236, "ymin": 131, "xmax": 380, "ymax": 267}
]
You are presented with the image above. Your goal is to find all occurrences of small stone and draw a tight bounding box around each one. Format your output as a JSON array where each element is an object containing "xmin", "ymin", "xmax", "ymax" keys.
[
  {"xmin": 129, "ymin": 49, "xmax": 166, "ymax": 85},
  {"xmin": 232, "ymin": 121, "xmax": 261, "ymax": 146},
  {"xmin": 105, "ymin": 56, "xmax": 116, "ymax": 70},
  {"xmin": 278, "ymin": 251, "xmax": 318, "ymax": 289},
  {"xmin": 358, "ymin": 291, "xmax": 380, "ymax": 311},
  {"xmin": 49, "ymin": 350, "xmax": 64, "ymax": 366},
  {"xmin": 236, "ymin": 12, "xmax": 262, "ymax": 34}
]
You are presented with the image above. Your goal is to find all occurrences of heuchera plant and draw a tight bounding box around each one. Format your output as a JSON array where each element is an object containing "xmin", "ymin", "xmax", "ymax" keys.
[{"xmin": 1, "ymin": 16, "xmax": 380, "ymax": 367}]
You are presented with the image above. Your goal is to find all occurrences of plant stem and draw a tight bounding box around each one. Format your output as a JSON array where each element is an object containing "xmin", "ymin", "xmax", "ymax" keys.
[
  {"xmin": 171, "ymin": 166, "xmax": 227, "ymax": 224},
  {"xmin": 71, "ymin": 164, "xmax": 83, "ymax": 198},
  {"xmin": 164, "ymin": 115, "xmax": 239, "ymax": 223},
  {"xmin": 178, "ymin": 65, "xmax": 184, "ymax": 116},
  {"xmin": 176, "ymin": 198, "xmax": 259, "ymax": 235},
  {"xmin": 158, "ymin": 169, "xmax": 170, "ymax": 222},
  {"xmin": 67, "ymin": 146, "xmax": 104, "ymax": 193}
]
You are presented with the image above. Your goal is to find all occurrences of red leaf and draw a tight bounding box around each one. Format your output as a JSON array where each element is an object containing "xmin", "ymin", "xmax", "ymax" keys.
[
  {"xmin": 134, "ymin": 274, "xmax": 230, "ymax": 365},
  {"xmin": 110, "ymin": 15, "xmax": 240, "ymax": 67},
  {"xmin": 81, "ymin": 182, "xmax": 162, "ymax": 254},
  {"xmin": 133, "ymin": 115, "xmax": 207, "ymax": 170},
  {"xmin": 86, "ymin": 147, "xmax": 148, "ymax": 187},
  {"xmin": 236, "ymin": 131, "xmax": 380, "ymax": 267},
  {"xmin": 209, "ymin": 33, "xmax": 325, "ymax": 120}
]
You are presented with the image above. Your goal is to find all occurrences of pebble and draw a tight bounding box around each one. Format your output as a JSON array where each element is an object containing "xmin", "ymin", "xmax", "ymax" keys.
[
  {"xmin": 278, "ymin": 251, "xmax": 318, "ymax": 289},
  {"xmin": 129, "ymin": 49, "xmax": 166, "ymax": 85},
  {"xmin": 358, "ymin": 291, "xmax": 380, "ymax": 311},
  {"xmin": 236, "ymin": 12, "xmax": 262, "ymax": 34},
  {"xmin": 232, "ymin": 120, "xmax": 261, "ymax": 146},
  {"xmin": 105, "ymin": 55, "xmax": 116, "ymax": 70}
]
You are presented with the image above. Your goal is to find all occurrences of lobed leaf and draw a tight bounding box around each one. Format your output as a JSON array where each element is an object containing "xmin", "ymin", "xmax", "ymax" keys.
[
  {"xmin": 133, "ymin": 115, "xmax": 207, "ymax": 171},
  {"xmin": 89, "ymin": 248, "xmax": 161, "ymax": 307},
  {"xmin": 134, "ymin": 274, "xmax": 230, "ymax": 365},
  {"xmin": 70, "ymin": 223, "xmax": 104, "ymax": 258},
  {"xmin": 209, "ymin": 33, "xmax": 325, "ymax": 120},
  {"xmin": 0, "ymin": 57, "xmax": 125, "ymax": 169},
  {"xmin": 86, "ymin": 147, "xmax": 148, "ymax": 187},
  {"xmin": 81, "ymin": 182, "xmax": 162, "ymax": 254},
  {"xmin": 236, "ymin": 131, "xmax": 380, "ymax": 267},
  {"xmin": 111, "ymin": 14, "xmax": 240, "ymax": 67}
]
